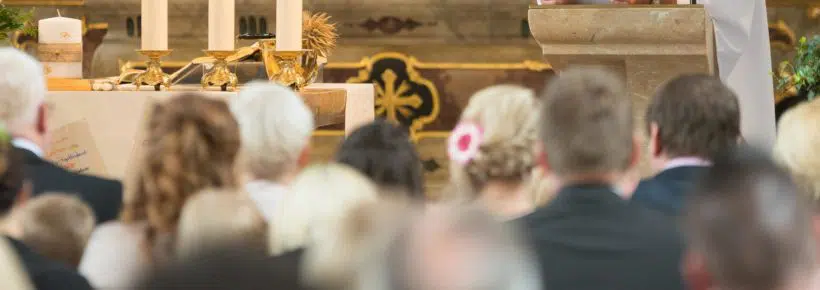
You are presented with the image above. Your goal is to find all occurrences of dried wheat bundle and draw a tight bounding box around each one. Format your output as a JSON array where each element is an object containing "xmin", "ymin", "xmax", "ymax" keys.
[{"xmin": 302, "ymin": 11, "xmax": 338, "ymax": 58}]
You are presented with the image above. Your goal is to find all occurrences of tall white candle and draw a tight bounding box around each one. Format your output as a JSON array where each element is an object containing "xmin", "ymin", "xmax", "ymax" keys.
[
  {"xmin": 141, "ymin": 0, "xmax": 168, "ymax": 50},
  {"xmin": 38, "ymin": 13, "xmax": 83, "ymax": 78},
  {"xmin": 208, "ymin": 0, "xmax": 235, "ymax": 50},
  {"xmin": 275, "ymin": 0, "xmax": 302, "ymax": 51}
]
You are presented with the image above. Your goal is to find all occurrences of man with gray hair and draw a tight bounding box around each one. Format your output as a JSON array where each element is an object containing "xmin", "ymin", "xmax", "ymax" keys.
[
  {"xmin": 519, "ymin": 66, "xmax": 684, "ymax": 290},
  {"xmin": 359, "ymin": 205, "xmax": 541, "ymax": 290},
  {"xmin": 230, "ymin": 82, "xmax": 314, "ymax": 221},
  {"xmin": 0, "ymin": 48, "xmax": 122, "ymax": 224}
]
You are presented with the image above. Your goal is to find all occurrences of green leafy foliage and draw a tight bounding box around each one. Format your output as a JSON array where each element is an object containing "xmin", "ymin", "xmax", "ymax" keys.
[
  {"xmin": 0, "ymin": 123, "xmax": 8, "ymax": 144},
  {"xmin": 0, "ymin": 6, "xmax": 37, "ymax": 43},
  {"xmin": 777, "ymin": 35, "xmax": 820, "ymax": 100}
]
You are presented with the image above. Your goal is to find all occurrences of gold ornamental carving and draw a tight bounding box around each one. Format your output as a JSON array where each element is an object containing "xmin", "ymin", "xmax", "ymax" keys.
[{"xmin": 346, "ymin": 52, "xmax": 441, "ymax": 140}]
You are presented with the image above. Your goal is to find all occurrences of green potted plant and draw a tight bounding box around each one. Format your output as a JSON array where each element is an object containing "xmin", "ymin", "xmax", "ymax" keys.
[
  {"xmin": 0, "ymin": 4, "xmax": 36, "ymax": 45},
  {"xmin": 777, "ymin": 35, "xmax": 820, "ymax": 100}
]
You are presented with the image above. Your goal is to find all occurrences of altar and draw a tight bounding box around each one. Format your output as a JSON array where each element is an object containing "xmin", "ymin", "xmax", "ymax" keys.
[{"xmin": 45, "ymin": 83, "xmax": 374, "ymax": 180}]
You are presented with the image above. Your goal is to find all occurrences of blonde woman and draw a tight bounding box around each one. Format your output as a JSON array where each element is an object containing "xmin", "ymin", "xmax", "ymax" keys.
[
  {"xmin": 775, "ymin": 98, "xmax": 820, "ymax": 210},
  {"xmin": 176, "ymin": 190, "xmax": 267, "ymax": 259},
  {"xmin": 268, "ymin": 164, "xmax": 379, "ymax": 289},
  {"xmin": 447, "ymin": 85, "xmax": 541, "ymax": 219},
  {"xmin": 79, "ymin": 94, "xmax": 241, "ymax": 289}
]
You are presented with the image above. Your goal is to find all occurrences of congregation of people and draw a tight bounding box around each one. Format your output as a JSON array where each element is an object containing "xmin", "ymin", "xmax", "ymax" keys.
[{"xmin": 0, "ymin": 43, "xmax": 818, "ymax": 290}]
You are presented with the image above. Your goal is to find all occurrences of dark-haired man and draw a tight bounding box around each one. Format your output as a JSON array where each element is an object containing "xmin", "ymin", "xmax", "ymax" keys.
[{"xmin": 632, "ymin": 74, "xmax": 741, "ymax": 216}]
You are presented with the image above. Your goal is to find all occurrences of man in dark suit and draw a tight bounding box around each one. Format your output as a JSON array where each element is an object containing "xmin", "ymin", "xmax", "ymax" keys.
[
  {"xmin": 5, "ymin": 237, "xmax": 93, "ymax": 290},
  {"xmin": 632, "ymin": 75, "xmax": 741, "ymax": 216},
  {"xmin": 0, "ymin": 48, "xmax": 122, "ymax": 224},
  {"xmin": 14, "ymin": 147, "xmax": 122, "ymax": 223},
  {"xmin": 0, "ymin": 107, "xmax": 92, "ymax": 289},
  {"xmin": 519, "ymin": 67, "xmax": 684, "ymax": 290}
]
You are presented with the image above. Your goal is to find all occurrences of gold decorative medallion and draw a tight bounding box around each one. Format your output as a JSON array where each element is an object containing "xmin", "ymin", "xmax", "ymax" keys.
[{"xmin": 346, "ymin": 52, "xmax": 441, "ymax": 140}]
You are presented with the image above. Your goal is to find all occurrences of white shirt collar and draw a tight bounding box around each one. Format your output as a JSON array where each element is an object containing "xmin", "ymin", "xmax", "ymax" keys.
[
  {"xmin": 663, "ymin": 157, "xmax": 711, "ymax": 171},
  {"xmin": 12, "ymin": 138, "xmax": 43, "ymax": 157}
]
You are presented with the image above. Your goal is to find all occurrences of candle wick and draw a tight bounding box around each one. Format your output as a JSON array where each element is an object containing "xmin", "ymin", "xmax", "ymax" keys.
[{"xmin": 57, "ymin": 9, "xmax": 62, "ymax": 17}]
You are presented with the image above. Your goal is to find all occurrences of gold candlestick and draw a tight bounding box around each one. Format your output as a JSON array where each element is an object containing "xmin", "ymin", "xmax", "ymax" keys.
[
  {"xmin": 201, "ymin": 50, "xmax": 238, "ymax": 92},
  {"xmin": 133, "ymin": 50, "xmax": 172, "ymax": 91},
  {"xmin": 302, "ymin": 49, "xmax": 320, "ymax": 84},
  {"xmin": 267, "ymin": 50, "xmax": 308, "ymax": 91},
  {"xmin": 261, "ymin": 40, "xmax": 321, "ymax": 91}
]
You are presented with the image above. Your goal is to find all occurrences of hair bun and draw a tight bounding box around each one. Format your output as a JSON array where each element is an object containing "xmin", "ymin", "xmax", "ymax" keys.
[{"xmin": 464, "ymin": 138, "xmax": 535, "ymax": 186}]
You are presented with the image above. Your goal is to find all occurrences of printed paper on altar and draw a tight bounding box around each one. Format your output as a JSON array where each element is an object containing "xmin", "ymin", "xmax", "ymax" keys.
[{"xmin": 46, "ymin": 120, "xmax": 108, "ymax": 177}]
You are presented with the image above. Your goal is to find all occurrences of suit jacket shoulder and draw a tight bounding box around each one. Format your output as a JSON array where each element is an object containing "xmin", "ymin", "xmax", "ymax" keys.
[
  {"xmin": 15, "ymin": 147, "xmax": 124, "ymax": 223},
  {"xmin": 6, "ymin": 237, "xmax": 92, "ymax": 290},
  {"xmin": 522, "ymin": 184, "xmax": 684, "ymax": 290},
  {"xmin": 632, "ymin": 166, "xmax": 709, "ymax": 216}
]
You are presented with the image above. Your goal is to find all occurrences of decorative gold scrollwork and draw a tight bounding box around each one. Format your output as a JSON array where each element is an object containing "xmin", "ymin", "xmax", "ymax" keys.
[{"xmin": 346, "ymin": 52, "xmax": 441, "ymax": 141}]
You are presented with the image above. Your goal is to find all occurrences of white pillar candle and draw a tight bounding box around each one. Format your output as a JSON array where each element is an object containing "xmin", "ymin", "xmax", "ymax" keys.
[
  {"xmin": 38, "ymin": 13, "xmax": 83, "ymax": 78},
  {"xmin": 208, "ymin": 0, "xmax": 235, "ymax": 50},
  {"xmin": 275, "ymin": 0, "xmax": 302, "ymax": 51},
  {"xmin": 141, "ymin": 0, "xmax": 168, "ymax": 50}
]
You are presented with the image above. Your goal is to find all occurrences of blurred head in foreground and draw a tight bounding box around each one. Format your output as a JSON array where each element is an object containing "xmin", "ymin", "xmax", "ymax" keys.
[
  {"xmin": 304, "ymin": 199, "xmax": 415, "ymax": 290},
  {"xmin": 359, "ymin": 205, "xmax": 541, "ymax": 290},
  {"xmin": 774, "ymin": 97, "xmax": 820, "ymax": 212},
  {"xmin": 538, "ymin": 66, "xmax": 638, "ymax": 194},
  {"xmin": 448, "ymin": 85, "xmax": 540, "ymax": 218},
  {"xmin": 16, "ymin": 194, "xmax": 95, "ymax": 268},
  {"xmin": 269, "ymin": 164, "xmax": 378, "ymax": 255},
  {"xmin": 337, "ymin": 119, "xmax": 425, "ymax": 201},
  {"xmin": 176, "ymin": 190, "xmax": 267, "ymax": 259},
  {"xmin": 140, "ymin": 247, "xmax": 304, "ymax": 290},
  {"xmin": 684, "ymin": 147, "xmax": 817, "ymax": 290}
]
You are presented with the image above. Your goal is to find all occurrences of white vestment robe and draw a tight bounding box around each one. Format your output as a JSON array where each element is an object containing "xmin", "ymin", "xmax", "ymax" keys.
[{"xmin": 701, "ymin": 0, "xmax": 776, "ymax": 149}]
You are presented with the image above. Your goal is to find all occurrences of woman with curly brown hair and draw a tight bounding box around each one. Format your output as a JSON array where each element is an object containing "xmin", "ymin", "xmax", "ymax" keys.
[
  {"xmin": 446, "ymin": 85, "xmax": 542, "ymax": 219},
  {"xmin": 79, "ymin": 94, "xmax": 241, "ymax": 289}
]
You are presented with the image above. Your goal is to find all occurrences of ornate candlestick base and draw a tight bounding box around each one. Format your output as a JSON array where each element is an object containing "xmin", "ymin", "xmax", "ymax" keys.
[
  {"xmin": 201, "ymin": 50, "xmax": 238, "ymax": 92},
  {"xmin": 133, "ymin": 50, "xmax": 172, "ymax": 91},
  {"xmin": 267, "ymin": 50, "xmax": 309, "ymax": 91}
]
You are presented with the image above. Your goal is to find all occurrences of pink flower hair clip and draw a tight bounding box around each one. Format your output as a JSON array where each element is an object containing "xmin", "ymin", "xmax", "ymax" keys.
[{"xmin": 448, "ymin": 122, "xmax": 484, "ymax": 165}]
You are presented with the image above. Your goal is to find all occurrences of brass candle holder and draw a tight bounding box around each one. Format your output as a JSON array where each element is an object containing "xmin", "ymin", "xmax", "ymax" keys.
[
  {"xmin": 133, "ymin": 50, "xmax": 173, "ymax": 91},
  {"xmin": 201, "ymin": 50, "xmax": 238, "ymax": 91},
  {"xmin": 267, "ymin": 50, "xmax": 308, "ymax": 91},
  {"xmin": 261, "ymin": 40, "xmax": 321, "ymax": 91}
]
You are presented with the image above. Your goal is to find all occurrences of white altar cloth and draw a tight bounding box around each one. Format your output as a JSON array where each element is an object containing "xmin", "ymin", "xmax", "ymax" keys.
[{"xmin": 46, "ymin": 83, "xmax": 374, "ymax": 180}]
